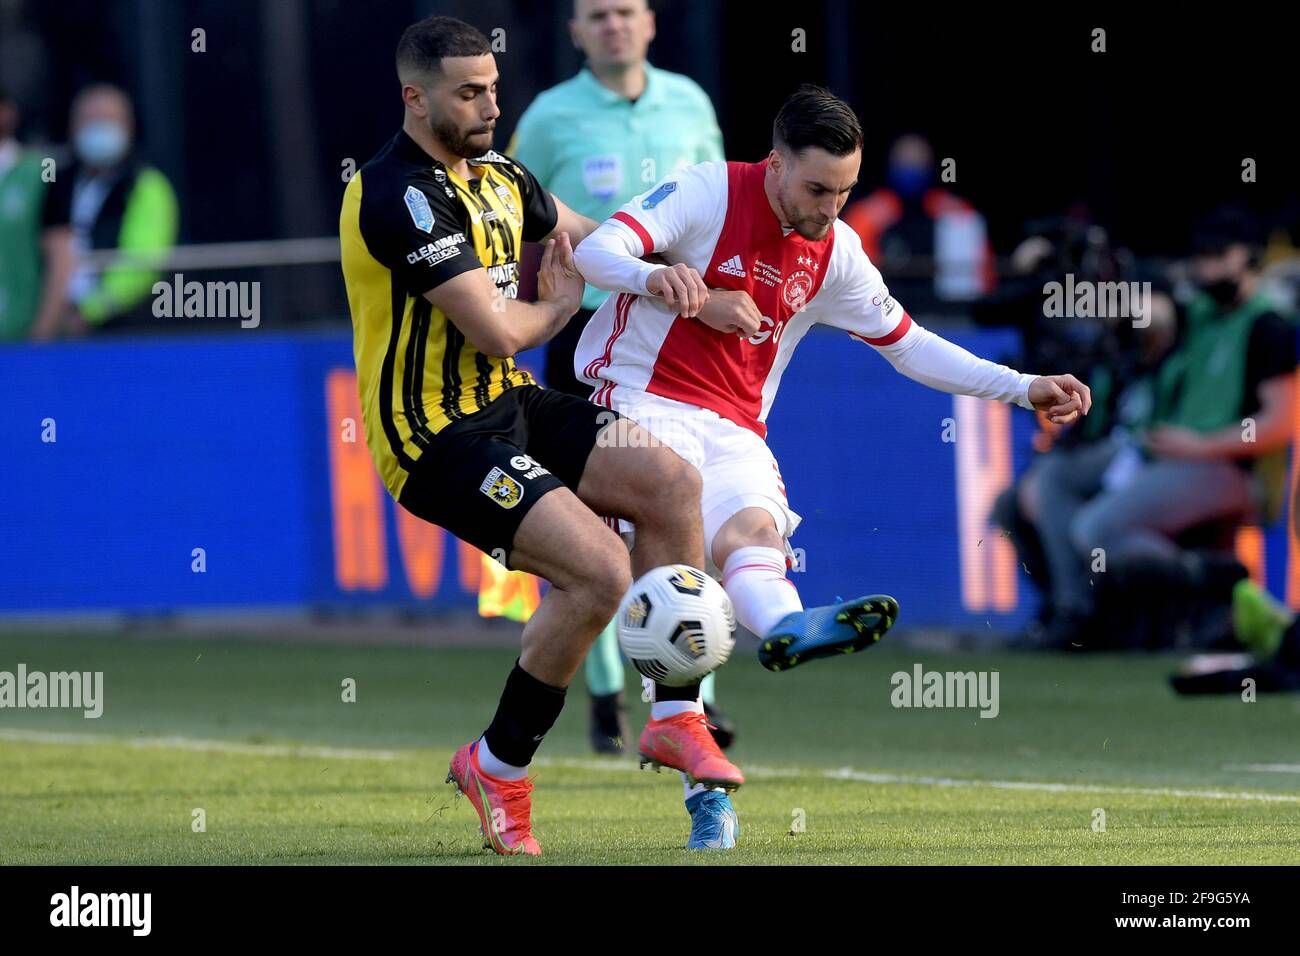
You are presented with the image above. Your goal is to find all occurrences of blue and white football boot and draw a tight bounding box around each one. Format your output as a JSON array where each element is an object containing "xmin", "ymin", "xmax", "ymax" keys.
[
  {"xmin": 758, "ymin": 594, "xmax": 899, "ymax": 672},
  {"xmin": 685, "ymin": 789, "xmax": 739, "ymax": 850}
]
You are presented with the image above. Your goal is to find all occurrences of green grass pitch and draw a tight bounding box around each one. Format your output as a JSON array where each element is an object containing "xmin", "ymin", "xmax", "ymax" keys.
[{"xmin": 1, "ymin": 629, "xmax": 1297, "ymax": 864}]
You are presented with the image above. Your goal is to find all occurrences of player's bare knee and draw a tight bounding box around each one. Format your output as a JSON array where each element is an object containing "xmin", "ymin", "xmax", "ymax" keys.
[
  {"xmin": 575, "ymin": 536, "xmax": 632, "ymax": 620},
  {"xmin": 748, "ymin": 522, "xmax": 785, "ymax": 553},
  {"xmin": 636, "ymin": 450, "xmax": 702, "ymax": 527},
  {"xmin": 714, "ymin": 513, "xmax": 783, "ymax": 566}
]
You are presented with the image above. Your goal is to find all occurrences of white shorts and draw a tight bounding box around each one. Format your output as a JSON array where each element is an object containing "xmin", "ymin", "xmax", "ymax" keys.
[{"xmin": 604, "ymin": 388, "xmax": 801, "ymax": 575}]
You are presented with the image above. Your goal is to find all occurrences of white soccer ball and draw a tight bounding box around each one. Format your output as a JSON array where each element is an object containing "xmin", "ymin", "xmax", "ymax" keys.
[{"xmin": 616, "ymin": 565, "xmax": 736, "ymax": 687}]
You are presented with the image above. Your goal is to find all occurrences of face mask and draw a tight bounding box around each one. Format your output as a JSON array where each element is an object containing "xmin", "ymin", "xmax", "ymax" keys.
[
  {"xmin": 888, "ymin": 163, "xmax": 930, "ymax": 201},
  {"xmin": 74, "ymin": 121, "xmax": 129, "ymax": 165},
  {"xmin": 1199, "ymin": 277, "xmax": 1240, "ymax": 307}
]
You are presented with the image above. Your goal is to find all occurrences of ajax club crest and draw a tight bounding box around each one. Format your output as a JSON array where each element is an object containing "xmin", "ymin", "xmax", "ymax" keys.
[{"xmin": 783, "ymin": 270, "xmax": 813, "ymax": 311}]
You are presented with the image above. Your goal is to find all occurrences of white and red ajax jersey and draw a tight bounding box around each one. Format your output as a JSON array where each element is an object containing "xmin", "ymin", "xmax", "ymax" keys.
[{"xmin": 574, "ymin": 159, "xmax": 914, "ymax": 437}]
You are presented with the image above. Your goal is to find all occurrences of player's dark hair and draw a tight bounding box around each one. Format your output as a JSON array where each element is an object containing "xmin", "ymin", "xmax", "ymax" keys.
[
  {"xmin": 773, "ymin": 84, "xmax": 863, "ymax": 157},
  {"xmin": 396, "ymin": 16, "xmax": 492, "ymax": 83}
]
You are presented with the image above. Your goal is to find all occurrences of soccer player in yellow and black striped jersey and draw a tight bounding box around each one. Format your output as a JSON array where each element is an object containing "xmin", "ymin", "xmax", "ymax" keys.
[
  {"xmin": 340, "ymin": 15, "xmax": 722, "ymax": 856},
  {"xmin": 343, "ymin": 139, "xmax": 545, "ymax": 475}
]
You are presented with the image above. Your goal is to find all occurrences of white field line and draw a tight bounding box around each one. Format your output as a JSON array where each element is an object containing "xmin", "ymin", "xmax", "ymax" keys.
[
  {"xmin": 3, "ymin": 728, "xmax": 1297, "ymax": 803},
  {"xmin": 535, "ymin": 757, "xmax": 1300, "ymax": 804},
  {"xmin": 0, "ymin": 728, "xmax": 396, "ymax": 761},
  {"xmin": 1223, "ymin": 763, "xmax": 1300, "ymax": 774}
]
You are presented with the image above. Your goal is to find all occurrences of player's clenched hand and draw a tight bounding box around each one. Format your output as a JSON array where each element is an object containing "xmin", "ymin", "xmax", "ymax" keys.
[
  {"xmin": 1028, "ymin": 374, "xmax": 1092, "ymax": 425},
  {"xmin": 695, "ymin": 289, "xmax": 762, "ymax": 338},
  {"xmin": 646, "ymin": 263, "xmax": 709, "ymax": 318},
  {"xmin": 537, "ymin": 232, "xmax": 584, "ymax": 318}
]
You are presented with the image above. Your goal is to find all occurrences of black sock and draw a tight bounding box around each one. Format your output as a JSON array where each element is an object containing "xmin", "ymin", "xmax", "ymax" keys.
[
  {"xmin": 654, "ymin": 680, "xmax": 701, "ymax": 702},
  {"xmin": 482, "ymin": 661, "xmax": 567, "ymax": 768}
]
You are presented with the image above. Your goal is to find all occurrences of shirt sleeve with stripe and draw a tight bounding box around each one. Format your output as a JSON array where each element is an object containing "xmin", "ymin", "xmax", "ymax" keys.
[
  {"xmin": 574, "ymin": 161, "xmax": 726, "ymax": 295},
  {"xmin": 816, "ymin": 223, "xmax": 912, "ymax": 344},
  {"xmin": 359, "ymin": 174, "xmax": 480, "ymax": 296},
  {"xmin": 821, "ymin": 220, "xmax": 1035, "ymax": 408}
]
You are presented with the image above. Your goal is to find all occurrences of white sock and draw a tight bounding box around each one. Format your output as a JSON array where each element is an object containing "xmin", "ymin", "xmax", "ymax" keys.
[
  {"xmin": 721, "ymin": 545, "xmax": 803, "ymax": 637},
  {"xmin": 475, "ymin": 736, "xmax": 528, "ymax": 780},
  {"xmin": 651, "ymin": 698, "xmax": 703, "ymax": 720},
  {"xmin": 683, "ymin": 778, "xmax": 728, "ymax": 801}
]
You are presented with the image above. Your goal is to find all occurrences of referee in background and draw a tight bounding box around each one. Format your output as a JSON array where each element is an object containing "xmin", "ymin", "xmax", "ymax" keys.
[{"xmin": 510, "ymin": 0, "xmax": 728, "ymax": 755}]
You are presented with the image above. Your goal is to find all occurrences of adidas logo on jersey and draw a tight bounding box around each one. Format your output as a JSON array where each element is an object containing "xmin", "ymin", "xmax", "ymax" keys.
[{"xmin": 717, "ymin": 255, "xmax": 746, "ymax": 278}]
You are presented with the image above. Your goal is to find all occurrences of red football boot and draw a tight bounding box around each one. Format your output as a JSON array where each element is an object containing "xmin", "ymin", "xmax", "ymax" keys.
[
  {"xmin": 446, "ymin": 740, "xmax": 542, "ymax": 856},
  {"xmin": 638, "ymin": 711, "xmax": 745, "ymax": 791}
]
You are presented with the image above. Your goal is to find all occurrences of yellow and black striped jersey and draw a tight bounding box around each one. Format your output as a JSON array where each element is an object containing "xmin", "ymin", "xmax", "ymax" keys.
[{"xmin": 340, "ymin": 129, "xmax": 557, "ymax": 498}]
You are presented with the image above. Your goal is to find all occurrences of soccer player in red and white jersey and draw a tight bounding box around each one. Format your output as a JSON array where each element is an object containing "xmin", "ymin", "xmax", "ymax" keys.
[{"xmin": 573, "ymin": 85, "xmax": 1091, "ymax": 846}]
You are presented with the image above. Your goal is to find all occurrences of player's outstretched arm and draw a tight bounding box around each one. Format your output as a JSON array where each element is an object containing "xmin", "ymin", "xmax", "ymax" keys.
[
  {"xmin": 828, "ymin": 222, "xmax": 1087, "ymax": 423},
  {"xmin": 425, "ymin": 233, "xmax": 584, "ymax": 358},
  {"xmin": 873, "ymin": 319, "xmax": 1091, "ymax": 424}
]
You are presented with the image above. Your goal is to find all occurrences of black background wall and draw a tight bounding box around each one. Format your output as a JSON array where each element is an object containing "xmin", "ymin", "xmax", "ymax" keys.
[{"xmin": 5, "ymin": 1, "xmax": 1294, "ymax": 257}]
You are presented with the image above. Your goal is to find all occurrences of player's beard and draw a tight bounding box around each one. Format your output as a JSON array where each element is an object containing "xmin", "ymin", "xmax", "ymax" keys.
[
  {"xmin": 776, "ymin": 184, "xmax": 832, "ymax": 241},
  {"xmin": 428, "ymin": 113, "xmax": 493, "ymax": 159},
  {"xmin": 794, "ymin": 219, "xmax": 832, "ymax": 241}
]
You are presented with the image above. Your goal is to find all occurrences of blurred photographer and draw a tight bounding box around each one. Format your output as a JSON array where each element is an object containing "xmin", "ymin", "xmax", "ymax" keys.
[
  {"xmin": 994, "ymin": 287, "xmax": 1179, "ymax": 647},
  {"xmin": 984, "ymin": 213, "xmax": 1149, "ymax": 642},
  {"xmin": 1066, "ymin": 209, "xmax": 1296, "ymax": 645}
]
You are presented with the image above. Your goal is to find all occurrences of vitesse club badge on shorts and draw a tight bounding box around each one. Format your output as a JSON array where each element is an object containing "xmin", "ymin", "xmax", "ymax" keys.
[{"xmin": 480, "ymin": 467, "xmax": 523, "ymax": 509}]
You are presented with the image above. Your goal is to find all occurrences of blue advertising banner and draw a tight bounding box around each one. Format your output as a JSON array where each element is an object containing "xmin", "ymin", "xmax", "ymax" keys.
[{"xmin": 2, "ymin": 328, "xmax": 1294, "ymax": 630}]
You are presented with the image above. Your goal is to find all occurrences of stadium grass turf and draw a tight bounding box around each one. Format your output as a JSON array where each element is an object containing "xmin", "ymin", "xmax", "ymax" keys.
[{"xmin": 1, "ymin": 630, "xmax": 1298, "ymax": 864}]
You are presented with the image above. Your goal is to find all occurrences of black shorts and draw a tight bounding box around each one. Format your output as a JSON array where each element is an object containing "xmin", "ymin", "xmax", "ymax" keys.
[{"xmin": 397, "ymin": 384, "xmax": 619, "ymax": 567}]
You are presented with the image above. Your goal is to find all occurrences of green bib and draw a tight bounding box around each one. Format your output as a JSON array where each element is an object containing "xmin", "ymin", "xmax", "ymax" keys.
[
  {"xmin": 0, "ymin": 152, "xmax": 49, "ymax": 340},
  {"xmin": 1154, "ymin": 293, "xmax": 1274, "ymax": 433}
]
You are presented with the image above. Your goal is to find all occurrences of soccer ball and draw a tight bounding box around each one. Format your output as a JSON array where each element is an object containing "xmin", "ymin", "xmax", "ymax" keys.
[{"xmin": 616, "ymin": 565, "xmax": 736, "ymax": 687}]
